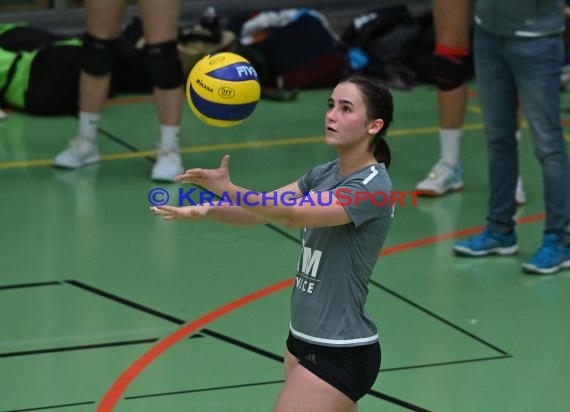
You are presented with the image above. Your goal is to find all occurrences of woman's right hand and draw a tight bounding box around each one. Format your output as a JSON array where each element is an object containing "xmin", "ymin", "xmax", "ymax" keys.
[{"xmin": 149, "ymin": 205, "xmax": 209, "ymax": 221}]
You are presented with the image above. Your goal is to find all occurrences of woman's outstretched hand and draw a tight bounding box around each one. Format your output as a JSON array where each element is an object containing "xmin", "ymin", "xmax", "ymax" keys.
[
  {"xmin": 149, "ymin": 205, "xmax": 209, "ymax": 221},
  {"xmin": 175, "ymin": 154, "xmax": 232, "ymax": 195}
]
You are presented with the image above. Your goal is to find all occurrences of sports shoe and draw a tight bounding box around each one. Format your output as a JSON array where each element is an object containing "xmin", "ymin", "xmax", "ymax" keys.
[
  {"xmin": 453, "ymin": 228, "xmax": 518, "ymax": 256},
  {"xmin": 416, "ymin": 162, "xmax": 464, "ymax": 197},
  {"xmin": 515, "ymin": 176, "xmax": 527, "ymax": 206},
  {"xmin": 53, "ymin": 137, "xmax": 100, "ymax": 168},
  {"xmin": 151, "ymin": 151, "xmax": 184, "ymax": 182},
  {"xmin": 522, "ymin": 234, "xmax": 570, "ymax": 275}
]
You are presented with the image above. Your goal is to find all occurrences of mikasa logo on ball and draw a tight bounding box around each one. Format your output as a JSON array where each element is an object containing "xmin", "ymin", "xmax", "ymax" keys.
[
  {"xmin": 195, "ymin": 78, "xmax": 213, "ymax": 93},
  {"xmin": 218, "ymin": 87, "xmax": 235, "ymax": 99}
]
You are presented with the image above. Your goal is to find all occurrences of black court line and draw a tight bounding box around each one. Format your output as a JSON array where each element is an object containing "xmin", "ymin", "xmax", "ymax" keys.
[
  {"xmin": 0, "ymin": 281, "xmax": 61, "ymax": 291},
  {"xmin": 236, "ymin": 204, "xmax": 511, "ymax": 356},
  {"xmin": 98, "ymin": 127, "xmax": 156, "ymax": 162},
  {"xmin": 202, "ymin": 328, "xmax": 284, "ymax": 363},
  {"xmin": 65, "ymin": 280, "xmax": 432, "ymax": 410},
  {"xmin": 125, "ymin": 379, "xmax": 430, "ymax": 411},
  {"xmin": 125, "ymin": 379, "xmax": 284, "ymax": 400},
  {"xmin": 65, "ymin": 279, "xmax": 185, "ymax": 325},
  {"xmin": 99, "ymin": 127, "xmax": 304, "ymax": 246},
  {"xmin": 0, "ymin": 401, "xmax": 95, "ymax": 412},
  {"xmin": 369, "ymin": 279, "xmax": 510, "ymax": 356},
  {"xmin": 368, "ymin": 389, "xmax": 432, "ymax": 412},
  {"xmin": 65, "ymin": 280, "xmax": 204, "ymax": 339},
  {"xmin": 201, "ymin": 329, "xmax": 511, "ymax": 375},
  {"xmin": 240, "ymin": 222, "xmax": 511, "ymax": 357},
  {"xmin": 0, "ymin": 338, "xmax": 157, "ymax": 359},
  {"xmin": 382, "ymin": 354, "xmax": 513, "ymax": 372},
  {"xmin": 264, "ymin": 224, "xmax": 302, "ymax": 244}
]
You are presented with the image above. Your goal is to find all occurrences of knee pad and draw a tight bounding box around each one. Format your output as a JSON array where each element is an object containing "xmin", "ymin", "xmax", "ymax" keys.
[
  {"xmin": 432, "ymin": 45, "xmax": 472, "ymax": 91},
  {"xmin": 80, "ymin": 32, "xmax": 119, "ymax": 76},
  {"xmin": 144, "ymin": 41, "xmax": 184, "ymax": 89}
]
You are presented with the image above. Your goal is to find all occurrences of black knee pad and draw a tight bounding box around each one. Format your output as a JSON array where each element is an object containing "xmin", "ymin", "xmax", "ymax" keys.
[
  {"xmin": 432, "ymin": 53, "xmax": 472, "ymax": 91},
  {"xmin": 144, "ymin": 40, "xmax": 184, "ymax": 89},
  {"xmin": 80, "ymin": 32, "xmax": 119, "ymax": 76}
]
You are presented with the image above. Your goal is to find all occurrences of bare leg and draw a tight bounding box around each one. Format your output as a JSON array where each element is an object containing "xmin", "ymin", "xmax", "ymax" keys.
[
  {"xmin": 283, "ymin": 348, "xmax": 299, "ymax": 380},
  {"xmin": 274, "ymin": 353, "xmax": 356, "ymax": 412},
  {"xmin": 433, "ymin": 0, "xmax": 472, "ymax": 130},
  {"xmin": 138, "ymin": 0, "xmax": 185, "ymax": 181},
  {"xmin": 52, "ymin": 0, "xmax": 128, "ymax": 168},
  {"xmin": 80, "ymin": 0, "xmax": 129, "ymax": 113},
  {"xmin": 416, "ymin": 0, "xmax": 472, "ymax": 195},
  {"xmin": 139, "ymin": 0, "xmax": 184, "ymax": 126}
]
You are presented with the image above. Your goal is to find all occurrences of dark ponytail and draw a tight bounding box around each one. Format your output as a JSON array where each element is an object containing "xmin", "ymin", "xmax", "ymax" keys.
[
  {"xmin": 343, "ymin": 76, "xmax": 394, "ymax": 168},
  {"xmin": 373, "ymin": 136, "xmax": 391, "ymax": 169}
]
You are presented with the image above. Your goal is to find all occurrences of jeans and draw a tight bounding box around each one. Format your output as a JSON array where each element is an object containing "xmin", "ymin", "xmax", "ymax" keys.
[{"xmin": 474, "ymin": 25, "xmax": 570, "ymax": 243}]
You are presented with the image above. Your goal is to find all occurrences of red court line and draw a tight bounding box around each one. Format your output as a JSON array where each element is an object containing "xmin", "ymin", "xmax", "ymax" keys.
[
  {"xmin": 97, "ymin": 212, "xmax": 545, "ymax": 410},
  {"xmin": 380, "ymin": 212, "xmax": 545, "ymax": 256},
  {"xmin": 97, "ymin": 278, "xmax": 293, "ymax": 411}
]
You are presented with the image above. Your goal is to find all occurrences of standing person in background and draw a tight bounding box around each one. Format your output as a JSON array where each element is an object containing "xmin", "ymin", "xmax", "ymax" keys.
[
  {"xmin": 53, "ymin": 0, "xmax": 185, "ymax": 182},
  {"xmin": 416, "ymin": 0, "xmax": 526, "ymax": 205},
  {"xmin": 454, "ymin": 0, "xmax": 570, "ymax": 275}
]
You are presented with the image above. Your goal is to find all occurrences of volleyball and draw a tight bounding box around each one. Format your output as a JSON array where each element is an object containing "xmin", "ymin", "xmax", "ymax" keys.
[{"xmin": 185, "ymin": 52, "xmax": 261, "ymax": 127}]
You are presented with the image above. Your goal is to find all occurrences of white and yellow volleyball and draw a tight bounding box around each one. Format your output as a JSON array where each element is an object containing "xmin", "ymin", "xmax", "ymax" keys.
[{"xmin": 185, "ymin": 52, "xmax": 261, "ymax": 127}]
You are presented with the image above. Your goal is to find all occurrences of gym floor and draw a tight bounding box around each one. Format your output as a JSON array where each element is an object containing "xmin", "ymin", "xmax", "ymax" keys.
[{"xmin": 0, "ymin": 82, "xmax": 569, "ymax": 412}]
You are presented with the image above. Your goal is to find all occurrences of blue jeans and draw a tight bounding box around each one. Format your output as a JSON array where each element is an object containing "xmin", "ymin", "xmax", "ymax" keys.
[{"xmin": 474, "ymin": 25, "xmax": 570, "ymax": 243}]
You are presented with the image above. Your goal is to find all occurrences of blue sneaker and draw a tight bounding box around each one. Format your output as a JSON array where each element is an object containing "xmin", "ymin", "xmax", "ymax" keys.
[
  {"xmin": 454, "ymin": 228, "xmax": 518, "ymax": 257},
  {"xmin": 522, "ymin": 234, "xmax": 570, "ymax": 275}
]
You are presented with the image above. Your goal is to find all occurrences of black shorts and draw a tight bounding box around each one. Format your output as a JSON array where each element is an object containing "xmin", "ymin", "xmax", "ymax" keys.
[{"xmin": 286, "ymin": 332, "xmax": 381, "ymax": 402}]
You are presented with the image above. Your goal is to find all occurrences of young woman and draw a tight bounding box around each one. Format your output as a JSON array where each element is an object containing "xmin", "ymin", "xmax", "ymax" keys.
[{"xmin": 151, "ymin": 76, "xmax": 394, "ymax": 411}]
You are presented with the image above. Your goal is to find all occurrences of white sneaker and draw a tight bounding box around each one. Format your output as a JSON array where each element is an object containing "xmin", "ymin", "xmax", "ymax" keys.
[
  {"xmin": 416, "ymin": 162, "xmax": 464, "ymax": 196},
  {"xmin": 53, "ymin": 137, "xmax": 100, "ymax": 168},
  {"xmin": 151, "ymin": 151, "xmax": 184, "ymax": 182},
  {"xmin": 515, "ymin": 175, "xmax": 527, "ymax": 206}
]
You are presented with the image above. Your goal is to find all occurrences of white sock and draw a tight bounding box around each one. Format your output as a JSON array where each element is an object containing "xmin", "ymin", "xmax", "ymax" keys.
[
  {"xmin": 515, "ymin": 129, "xmax": 521, "ymax": 144},
  {"xmin": 79, "ymin": 112, "xmax": 100, "ymax": 141},
  {"xmin": 159, "ymin": 125, "xmax": 181, "ymax": 151},
  {"xmin": 439, "ymin": 128, "xmax": 462, "ymax": 167}
]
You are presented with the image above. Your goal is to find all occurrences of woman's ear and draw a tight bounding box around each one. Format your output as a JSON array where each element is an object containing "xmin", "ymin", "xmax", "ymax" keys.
[{"xmin": 368, "ymin": 119, "xmax": 384, "ymax": 134}]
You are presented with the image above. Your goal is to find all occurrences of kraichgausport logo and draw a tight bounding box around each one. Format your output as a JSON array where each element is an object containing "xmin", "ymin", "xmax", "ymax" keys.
[{"xmin": 148, "ymin": 188, "xmax": 421, "ymax": 207}]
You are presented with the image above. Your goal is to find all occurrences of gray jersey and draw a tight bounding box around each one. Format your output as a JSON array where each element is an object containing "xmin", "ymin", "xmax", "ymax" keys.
[{"xmin": 290, "ymin": 159, "xmax": 393, "ymax": 347}]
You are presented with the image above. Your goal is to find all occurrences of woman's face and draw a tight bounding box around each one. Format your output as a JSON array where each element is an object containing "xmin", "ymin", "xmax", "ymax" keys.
[{"xmin": 325, "ymin": 82, "xmax": 374, "ymax": 149}]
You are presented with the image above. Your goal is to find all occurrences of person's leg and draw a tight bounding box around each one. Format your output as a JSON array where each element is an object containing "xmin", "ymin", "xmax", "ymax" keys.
[
  {"xmin": 283, "ymin": 348, "xmax": 299, "ymax": 380},
  {"xmin": 274, "ymin": 363, "xmax": 356, "ymax": 412},
  {"xmin": 433, "ymin": 0, "xmax": 471, "ymax": 132},
  {"xmin": 513, "ymin": 34, "xmax": 570, "ymax": 273},
  {"xmin": 53, "ymin": 0, "xmax": 128, "ymax": 168},
  {"xmin": 514, "ymin": 126, "xmax": 527, "ymax": 205},
  {"xmin": 416, "ymin": 0, "xmax": 471, "ymax": 196},
  {"xmin": 80, "ymin": 0, "xmax": 127, "ymax": 113},
  {"xmin": 139, "ymin": 0, "xmax": 185, "ymax": 181},
  {"xmin": 453, "ymin": 26, "xmax": 519, "ymax": 257},
  {"xmin": 474, "ymin": 27, "xmax": 520, "ymax": 234}
]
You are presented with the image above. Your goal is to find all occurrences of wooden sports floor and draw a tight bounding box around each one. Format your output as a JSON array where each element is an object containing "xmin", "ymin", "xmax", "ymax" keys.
[{"xmin": 1, "ymin": 82, "xmax": 569, "ymax": 412}]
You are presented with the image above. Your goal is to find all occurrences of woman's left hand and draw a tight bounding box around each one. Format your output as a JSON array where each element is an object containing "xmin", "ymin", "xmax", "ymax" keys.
[{"xmin": 176, "ymin": 154, "xmax": 232, "ymax": 195}]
